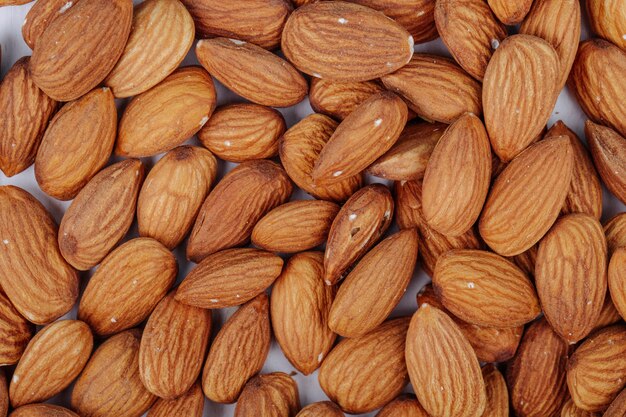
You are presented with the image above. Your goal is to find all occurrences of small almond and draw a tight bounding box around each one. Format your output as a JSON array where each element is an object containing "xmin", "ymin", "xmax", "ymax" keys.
[
  {"xmin": 296, "ymin": 401, "xmax": 344, "ymax": 417},
  {"xmin": 605, "ymin": 213, "xmax": 626, "ymax": 255},
  {"xmin": 482, "ymin": 365, "xmax": 509, "ymax": 417},
  {"xmin": 560, "ymin": 399, "xmax": 600, "ymax": 417},
  {"xmin": 309, "ymin": 78, "xmax": 385, "ymax": 121},
  {"xmin": 235, "ymin": 372, "xmax": 300, "ymax": 417},
  {"xmin": 10, "ymin": 404, "xmax": 80, "ymax": 417},
  {"xmin": 146, "ymin": 383, "xmax": 204, "ymax": 417},
  {"xmin": 0, "ymin": 292, "xmax": 33, "ymax": 366},
  {"xmin": 585, "ymin": 120, "xmax": 626, "ymax": 205},
  {"xmin": 375, "ymin": 394, "xmax": 429, "ymax": 417},
  {"xmin": 487, "ymin": 0, "xmax": 533, "ymax": 24},
  {"xmin": 609, "ymin": 247, "xmax": 626, "ymax": 320}
]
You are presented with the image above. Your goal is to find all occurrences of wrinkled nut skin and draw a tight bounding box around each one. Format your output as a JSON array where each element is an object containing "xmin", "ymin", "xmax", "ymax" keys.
[
  {"xmin": 147, "ymin": 383, "xmax": 204, "ymax": 417},
  {"xmin": 22, "ymin": 0, "xmax": 82, "ymax": 50},
  {"xmin": 375, "ymin": 394, "xmax": 429, "ymax": 417},
  {"xmin": 235, "ymin": 372, "xmax": 300, "ymax": 417},
  {"xmin": 10, "ymin": 404, "xmax": 80, "ymax": 417},
  {"xmin": 296, "ymin": 401, "xmax": 344, "ymax": 417},
  {"xmin": 488, "ymin": 0, "xmax": 533, "ymax": 25},
  {"xmin": 0, "ymin": 291, "xmax": 33, "ymax": 366},
  {"xmin": 309, "ymin": 78, "xmax": 385, "ymax": 121},
  {"xmin": 609, "ymin": 247, "xmax": 626, "ymax": 320},
  {"xmin": 604, "ymin": 388, "xmax": 626, "ymax": 417},
  {"xmin": 481, "ymin": 365, "xmax": 509, "ymax": 417},
  {"xmin": 0, "ymin": 369, "xmax": 6, "ymax": 417},
  {"xmin": 586, "ymin": 0, "xmax": 626, "ymax": 50},
  {"xmin": 586, "ymin": 121, "xmax": 626, "ymax": 206}
]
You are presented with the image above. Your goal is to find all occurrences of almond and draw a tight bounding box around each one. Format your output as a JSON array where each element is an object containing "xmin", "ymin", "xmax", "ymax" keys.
[
  {"xmin": 176, "ymin": 248, "xmax": 283, "ymax": 309},
  {"xmin": 0, "ymin": 186, "xmax": 78, "ymax": 324},
  {"xmin": 0, "ymin": 1, "xmax": 35, "ymax": 6},
  {"xmin": 381, "ymin": 54, "xmax": 482, "ymax": 123},
  {"xmin": 609, "ymin": 247, "xmax": 626, "ymax": 319},
  {"xmin": 30, "ymin": 0, "xmax": 132, "ymax": 101},
  {"xmin": 507, "ymin": 318, "xmax": 569, "ymax": 417},
  {"xmin": 202, "ymin": 294, "xmax": 270, "ymax": 404},
  {"xmin": 252, "ymin": 201, "xmax": 339, "ymax": 253},
  {"xmin": 296, "ymin": 402, "xmax": 344, "ymax": 417},
  {"xmin": 35, "ymin": 87, "xmax": 116, "ymax": 200},
  {"xmin": 281, "ymin": 1, "xmax": 414, "ymax": 81},
  {"xmin": 0, "ymin": 57, "xmax": 57, "ymax": 177},
  {"xmin": 509, "ymin": 245, "xmax": 538, "ymax": 278},
  {"xmin": 434, "ymin": 0, "xmax": 506, "ymax": 80},
  {"xmin": 605, "ymin": 388, "xmax": 626, "ymax": 417},
  {"xmin": 137, "ymin": 146, "xmax": 217, "ymax": 249},
  {"xmin": 319, "ymin": 317, "xmax": 410, "ymax": 414},
  {"xmin": 105, "ymin": 0, "xmax": 194, "ymax": 98},
  {"xmin": 329, "ymin": 229, "xmax": 417, "ymax": 337},
  {"xmin": 198, "ymin": 104, "xmax": 285, "ymax": 162},
  {"xmin": 479, "ymin": 136, "xmax": 574, "ymax": 256},
  {"xmin": 568, "ymin": 39, "xmax": 626, "ymax": 138},
  {"xmin": 586, "ymin": 0, "xmax": 626, "ymax": 51},
  {"xmin": 0, "ymin": 291, "xmax": 33, "ymax": 366},
  {"xmin": 375, "ymin": 394, "xmax": 429, "ymax": 417},
  {"xmin": 594, "ymin": 294, "xmax": 623, "ymax": 332},
  {"xmin": 22, "ymin": 0, "xmax": 81, "ymax": 49},
  {"xmin": 279, "ymin": 114, "xmax": 362, "ymax": 202},
  {"xmin": 58, "ymin": 159, "xmax": 144, "ymax": 270},
  {"xmin": 605, "ymin": 213, "xmax": 626, "ymax": 254},
  {"xmin": 586, "ymin": 120, "xmax": 626, "ymax": 205},
  {"xmin": 487, "ymin": 0, "xmax": 533, "ymax": 24},
  {"xmin": 483, "ymin": 34, "xmax": 559, "ymax": 161},
  {"xmin": 10, "ymin": 404, "xmax": 79, "ymax": 417},
  {"xmin": 481, "ymin": 365, "xmax": 508, "ymax": 417},
  {"xmin": 78, "ymin": 238, "xmax": 177, "ymax": 336},
  {"xmin": 187, "ymin": 160, "xmax": 292, "ymax": 262},
  {"xmin": 560, "ymin": 399, "xmax": 600, "ymax": 417},
  {"xmin": 147, "ymin": 383, "xmax": 204, "ymax": 417},
  {"xmin": 71, "ymin": 329, "xmax": 157, "ymax": 417},
  {"xmin": 324, "ymin": 184, "xmax": 393, "ymax": 285},
  {"xmin": 235, "ymin": 373, "xmax": 300, "ymax": 417},
  {"xmin": 116, "ymin": 67, "xmax": 217, "ymax": 157},
  {"xmin": 309, "ymin": 78, "xmax": 385, "ymax": 121},
  {"xmin": 0, "ymin": 369, "xmax": 6, "ymax": 417},
  {"xmin": 9, "ymin": 320, "xmax": 92, "ymax": 407}
]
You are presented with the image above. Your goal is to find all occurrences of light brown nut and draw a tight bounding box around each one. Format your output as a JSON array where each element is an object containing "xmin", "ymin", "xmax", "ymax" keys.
[
  {"xmin": 375, "ymin": 394, "xmax": 428, "ymax": 417},
  {"xmin": 309, "ymin": 78, "xmax": 384, "ymax": 121},
  {"xmin": 586, "ymin": 0, "xmax": 626, "ymax": 51},
  {"xmin": 235, "ymin": 373, "xmax": 300, "ymax": 417},
  {"xmin": 560, "ymin": 399, "xmax": 600, "ymax": 417},
  {"xmin": 297, "ymin": 401, "xmax": 344, "ymax": 417},
  {"xmin": 605, "ymin": 213, "xmax": 626, "ymax": 255},
  {"xmin": 605, "ymin": 388, "xmax": 626, "ymax": 417},
  {"xmin": 487, "ymin": 0, "xmax": 533, "ymax": 24},
  {"xmin": 0, "ymin": 369, "xmax": 6, "ymax": 417},
  {"xmin": 593, "ymin": 294, "xmax": 623, "ymax": 332},
  {"xmin": 586, "ymin": 121, "xmax": 626, "ymax": 205},
  {"xmin": 0, "ymin": 0, "xmax": 34, "ymax": 4},
  {"xmin": 22, "ymin": 0, "xmax": 81, "ymax": 49},
  {"xmin": 482, "ymin": 365, "xmax": 509, "ymax": 417},
  {"xmin": 609, "ymin": 247, "xmax": 626, "ymax": 320},
  {"xmin": 10, "ymin": 404, "xmax": 80, "ymax": 417},
  {"xmin": 509, "ymin": 245, "xmax": 538, "ymax": 278},
  {"xmin": 0, "ymin": 292, "xmax": 32, "ymax": 366},
  {"xmin": 147, "ymin": 383, "xmax": 204, "ymax": 417}
]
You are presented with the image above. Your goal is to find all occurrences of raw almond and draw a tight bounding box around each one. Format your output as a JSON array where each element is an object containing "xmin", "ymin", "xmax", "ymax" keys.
[
  {"xmin": 58, "ymin": 159, "xmax": 144, "ymax": 270},
  {"xmin": 116, "ymin": 67, "xmax": 217, "ymax": 157},
  {"xmin": 309, "ymin": 78, "xmax": 385, "ymax": 121},
  {"xmin": 487, "ymin": 0, "xmax": 533, "ymax": 24},
  {"xmin": 147, "ymin": 383, "xmax": 204, "ymax": 417},
  {"xmin": 197, "ymin": 38, "xmax": 307, "ymax": 107},
  {"xmin": 479, "ymin": 136, "xmax": 574, "ymax": 256},
  {"xmin": 319, "ymin": 317, "xmax": 410, "ymax": 414},
  {"xmin": 176, "ymin": 248, "xmax": 283, "ymax": 309},
  {"xmin": 329, "ymin": 229, "xmax": 417, "ymax": 337},
  {"xmin": 586, "ymin": 0, "xmax": 626, "ymax": 50},
  {"xmin": 137, "ymin": 146, "xmax": 217, "ymax": 249},
  {"xmin": 10, "ymin": 320, "xmax": 92, "ymax": 407},
  {"xmin": 10, "ymin": 404, "xmax": 79, "ymax": 417},
  {"xmin": 30, "ymin": 0, "xmax": 132, "ymax": 101},
  {"xmin": 605, "ymin": 213, "xmax": 626, "ymax": 254},
  {"xmin": 198, "ymin": 104, "xmax": 285, "ymax": 162},
  {"xmin": 281, "ymin": 1, "xmax": 414, "ymax": 81},
  {"xmin": 381, "ymin": 54, "xmax": 482, "ymax": 123},
  {"xmin": 323, "ymin": 184, "xmax": 393, "ymax": 285},
  {"xmin": 35, "ymin": 87, "xmax": 116, "ymax": 200},
  {"xmin": 252, "ymin": 201, "xmax": 339, "ymax": 253},
  {"xmin": 605, "ymin": 388, "xmax": 626, "ymax": 417},
  {"xmin": 482, "ymin": 365, "xmax": 509, "ymax": 417},
  {"xmin": 0, "ymin": 291, "xmax": 32, "ymax": 366},
  {"xmin": 609, "ymin": 247, "xmax": 626, "ymax": 319},
  {"xmin": 186, "ymin": 160, "xmax": 293, "ymax": 262},
  {"xmin": 0, "ymin": 369, "xmax": 5, "ymax": 417},
  {"xmin": 202, "ymin": 294, "xmax": 270, "ymax": 404},
  {"xmin": 22, "ymin": 0, "xmax": 81, "ymax": 49},
  {"xmin": 510, "ymin": 245, "xmax": 538, "ymax": 277},
  {"xmin": 586, "ymin": 120, "xmax": 626, "ymax": 205},
  {"xmin": 594, "ymin": 294, "xmax": 623, "ymax": 332},
  {"xmin": 560, "ymin": 399, "xmax": 600, "ymax": 417},
  {"xmin": 279, "ymin": 114, "xmax": 362, "ymax": 202},
  {"xmin": 375, "ymin": 394, "xmax": 428, "ymax": 417},
  {"xmin": 0, "ymin": 57, "xmax": 57, "ymax": 177},
  {"xmin": 235, "ymin": 373, "xmax": 300, "ymax": 417},
  {"xmin": 297, "ymin": 402, "xmax": 344, "ymax": 417},
  {"xmin": 78, "ymin": 238, "xmax": 177, "ymax": 336},
  {"xmin": 0, "ymin": 186, "xmax": 78, "ymax": 324},
  {"xmin": 483, "ymin": 34, "xmax": 560, "ymax": 161},
  {"xmin": 71, "ymin": 329, "xmax": 157, "ymax": 417}
]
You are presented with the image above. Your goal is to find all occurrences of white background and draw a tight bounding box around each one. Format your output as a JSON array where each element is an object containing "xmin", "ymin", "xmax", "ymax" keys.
[{"xmin": 0, "ymin": 1, "xmax": 623, "ymax": 416}]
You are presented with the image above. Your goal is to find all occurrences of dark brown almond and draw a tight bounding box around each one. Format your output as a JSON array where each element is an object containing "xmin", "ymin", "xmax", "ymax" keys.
[
  {"xmin": 0, "ymin": 369, "xmax": 6, "ymax": 417},
  {"xmin": 560, "ymin": 399, "xmax": 600, "ymax": 417}
]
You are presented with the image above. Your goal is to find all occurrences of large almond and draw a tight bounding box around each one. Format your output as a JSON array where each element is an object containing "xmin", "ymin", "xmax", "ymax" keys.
[
  {"xmin": 147, "ymin": 383, "xmax": 204, "ymax": 417},
  {"xmin": 487, "ymin": 0, "xmax": 533, "ymax": 24},
  {"xmin": 235, "ymin": 373, "xmax": 300, "ymax": 417},
  {"xmin": 309, "ymin": 78, "xmax": 385, "ymax": 121},
  {"xmin": 22, "ymin": 0, "xmax": 81, "ymax": 49},
  {"xmin": 585, "ymin": 120, "xmax": 626, "ymax": 205},
  {"xmin": 0, "ymin": 292, "xmax": 32, "ymax": 366},
  {"xmin": 586, "ymin": 0, "xmax": 626, "ymax": 51}
]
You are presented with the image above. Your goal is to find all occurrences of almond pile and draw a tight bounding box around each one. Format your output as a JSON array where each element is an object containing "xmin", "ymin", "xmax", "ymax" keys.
[{"xmin": 0, "ymin": 0, "xmax": 625, "ymax": 416}]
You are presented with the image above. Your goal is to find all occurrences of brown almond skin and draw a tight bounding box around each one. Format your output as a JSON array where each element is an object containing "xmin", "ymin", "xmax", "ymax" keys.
[
  {"xmin": 482, "ymin": 365, "xmax": 509, "ymax": 417},
  {"xmin": 586, "ymin": 121, "xmax": 626, "ymax": 205},
  {"xmin": 235, "ymin": 372, "xmax": 300, "ymax": 417},
  {"xmin": 609, "ymin": 247, "xmax": 626, "ymax": 319},
  {"xmin": 116, "ymin": 67, "xmax": 217, "ymax": 158},
  {"xmin": 382, "ymin": 54, "xmax": 482, "ymax": 124},
  {"xmin": 605, "ymin": 213, "xmax": 626, "ymax": 255},
  {"xmin": 137, "ymin": 146, "xmax": 217, "ymax": 249},
  {"xmin": 319, "ymin": 318, "xmax": 410, "ymax": 414},
  {"xmin": 0, "ymin": 292, "xmax": 33, "ymax": 366},
  {"xmin": 179, "ymin": 0, "xmax": 292, "ymax": 49},
  {"xmin": 58, "ymin": 159, "xmax": 145, "ymax": 270},
  {"xmin": 22, "ymin": 0, "xmax": 81, "ymax": 49},
  {"xmin": 560, "ymin": 399, "xmax": 600, "ymax": 417},
  {"xmin": 567, "ymin": 325, "xmax": 626, "ymax": 412},
  {"xmin": 0, "ymin": 57, "xmax": 57, "ymax": 177},
  {"xmin": 147, "ymin": 383, "xmax": 204, "ymax": 417},
  {"xmin": 422, "ymin": 113, "xmax": 491, "ymax": 236},
  {"xmin": 78, "ymin": 238, "xmax": 177, "ymax": 336},
  {"xmin": 10, "ymin": 404, "xmax": 80, "ymax": 417},
  {"xmin": 479, "ymin": 136, "xmax": 574, "ymax": 257},
  {"xmin": 569, "ymin": 40, "xmax": 626, "ymax": 138},
  {"xmin": 0, "ymin": 186, "xmax": 78, "ymax": 324},
  {"xmin": 187, "ymin": 160, "xmax": 293, "ymax": 262},
  {"xmin": 406, "ymin": 305, "xmax": 486, "ymax": 417},
  {"xmin": 105, "ymin": 0, "xmax": 195, "ymax": 98},
  {"xmin": 282, "ymin": 1, "xmax": 414, "ymax": 82},
  {"xmin": 177, "ymin": 248, "xmax": 283, "ymax": 309},
  {"xmin": 329, "ymin": 229, "xmax": 418, "ymax": 337},
  {"xmin": 605, "ymin": 388, "xmax": 626, "ymax": 417},
  {"xmin": 297, "ymin": 401, "xmax": 344, "ymax": 417},
  {"xmin": 252, "ymin": 201, "xmax": 339, "ymax": 253},
  {"xmin": 198, "ymin": 104, "xmax": 285, "ymax": 162},
  {"xmin": 202, "ymin": 294, "xmax": 270, "ymax": 404},
  {"xmin": 30, "ymin": 0, "xmax": 133, "ymax": 101},
  {"xmin": 279, "ymin": 114, "xmax": 362, "ymax": 202},
  {"xmin": 71, "ymin": 329, "xmax": 157, "ymax": 417},
  {"xmin": 197, "ymin": 38, "xmax": 307, "ymax": 107},
  {"xmin": 507, "ymin": 318, "xmax": 569, "ymax": 417},
  {"xmin": 593, "ymin": 294, "xmax": 623, "ymax": 332},
  {"xmin": 375, "ymin": 394, "xmax": 429, "ymax": 417},
  {"xmin": 139, "ymin": 292, "xmax": 211, "ymax": 399},
  {"xmin": 510, "ymin": 245, "xmax": 538, "ymax": 278},
  {"xmin": 488, "ymin": 0, "xmax": 533, "ymax": 24},
  {"xmin": 586, "ymin": 0, "xmax": 626, "ymax": 51},
  {"xmin": 536, "ymin": 214, "xmax": 608, "ymax": 343},
  {"xmin": 324, "ymin": 184, "xmax": 393, "ymax": 285},
  {"xmin": 35, "ymin": 87, "xmax": 117, "ymax": 200},
  {"xmin": 0, "ymin": 369, "xmax": 6, "ymax": 417},
  {"xmin": 309, "ymin": 78, "xmax": 385, "ymax": 121}
]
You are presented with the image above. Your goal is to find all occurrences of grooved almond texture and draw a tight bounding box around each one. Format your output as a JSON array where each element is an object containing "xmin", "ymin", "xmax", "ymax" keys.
[
  {"xmin": 30, "ymin": 0, "xmax": 133, "ymax": 101},
  {"xmin": 0, "ymin": 186, "xmax": 78, "ymax": 324},
  {"xmin": 297, "ymin": 401, "xmax": 344, "ymax": 417},
  {"xmin": 147, "ymin": 383, "xmax": 204, "ymax": 417},
  {"xmin": 605, "ymin": 213, "xmax": 626, "ymax": 255},
  {"xmin": 488, "ymin": 0, "xmax": 533, "ymax": 24},
  {"xmin": 479, "ymin": 136, "xmax": 574, "ymax": 256},
  {"xmin": 482, "ymin": 365, "xmax": 509, "ymax": 417},
  {"xmin": 116, "ymin": 67, "xmax": 217, "ymax": 158},
  {"xmin": 35, "ymin": 87, "xmax": 116, "ymax": 200},
  {"xmin": 605, "ymin": 388, "xmax": 626, "ymax": 417},
  {"xmin": 58, "ymin": 159, "xmax": 144, "ymax": 270},
  {"xmin": 187, "ymin": 160, "xmax": 292, "ymax": 262},
  {"xmin": 0, "ymin": 369, "xmax": 6, "ymax": 417},
  {"xmin": 202, "ymin": 294, "xmax": 270, "ymax": 404},
  {"xmin": 594, "ymin": 294, "xmax": 623, "ymax": 332},
  {"xmin": 375, "ymin": 394, "xmax": 428, "ymax": 417},
  {"xmin": 10, "ymin": 404, "xmax": 79, "ymax": 417},
  {"xmin": 609, "ymin": 247, "xmax": 626, "ymax": 319},
  {"xmin": 483, "ymin": 34, "xmax": 560, "ymax": 161},
  {"xmin": 560, "ymin": 399, "xmax": 600, "ymax": 417},
  {"xmin": 319, "ymin": 318, "xmax": 410, "ymax": 414},
  {"xmin": 586, "ymin": 121, "xmax": 626, "ymax": 205},
  {"xmin": 78, "ymin": 238, "xmax": 177, "ymax": 336},
  {"xmin": 10, "ymin": 320, "xmax": 92, "ymax": 408},
  {"xmin": 281, "ymin": 1, "xmax": 414, "ymax": 82},
  {"xmin": 177, "ymin": 248, "xmax": 283, "ymax": 309},
  {"xmin": 406, "ymin": 305, "xmax": 486, "ymax": 417},
  {"xmin": 309, "ymin": 78, "xmax": 385, "ymax": 121},
  {"xmin": 22, "ymin": 0, "xmax": 81, "ymax": 49},
  {"xmin": 137, "ymin": 146, "xmax": 217, "ymax": 249},
  {"xmin": 235, "ymin": 373, "xmax": 300, "ymax": 417},
  {"xmin": 586, "ymin": 0, "xmax": 626, "ymax": 50},
  {"xmin": 0, "ymin": 291, "xmax": 32, "ymax": 366}
]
